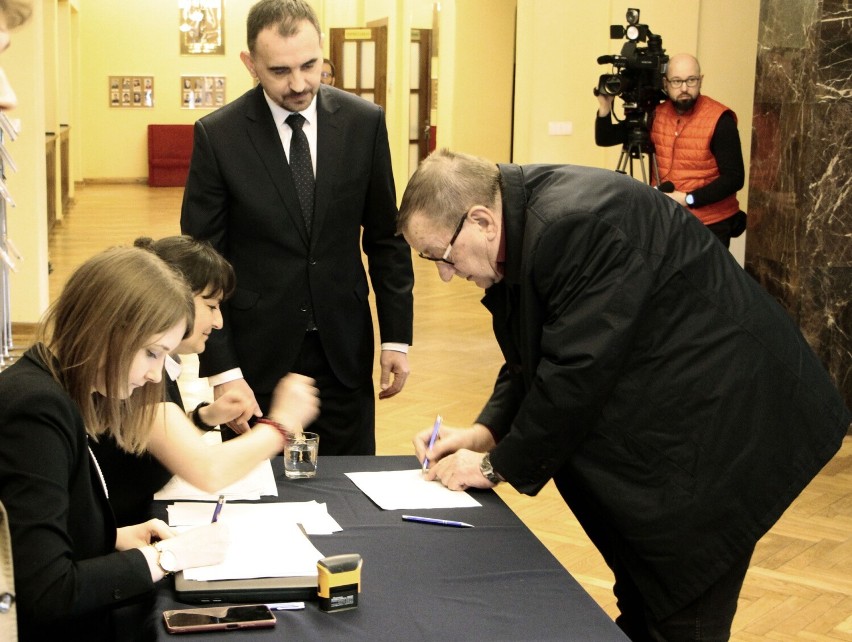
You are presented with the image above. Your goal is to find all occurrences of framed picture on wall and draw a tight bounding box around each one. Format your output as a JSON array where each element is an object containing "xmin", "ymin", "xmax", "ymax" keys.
[
  {"xmin": 181, "ymin": 75, "xmax": 226, "ymax": 109},
  {"xmin": 109, "ymin": 76, "xmax": 154, "ymax": 108},
  {"xmin": 179, "ymin": 0, "xmax": 225, "ymax": 55}
]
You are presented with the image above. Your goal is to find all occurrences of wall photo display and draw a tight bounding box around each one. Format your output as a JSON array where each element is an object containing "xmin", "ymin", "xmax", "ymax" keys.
[
  {"xmin": 180, "ymin": 0, "xmax": 225, "ymax": 55},
  {"xmin": 181, "ymin": 75, "xmax": 226, "ymax": 109},
  {"xmin": 109, "ymin": 76, "xmax": 154, "ymax": 108}
]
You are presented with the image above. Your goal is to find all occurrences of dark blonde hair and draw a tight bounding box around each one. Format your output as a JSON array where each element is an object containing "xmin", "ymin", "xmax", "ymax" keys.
[
  {"xmin": 397, "ymin": 148, "xmax": 502, "ymax": 234},
  {"xmin": 246, "ymin": 0, "xmax": 321, "ymax": 53},
  {"xmin": 36, "ymin": 247, "xmax": 194, "ymax": 453}
]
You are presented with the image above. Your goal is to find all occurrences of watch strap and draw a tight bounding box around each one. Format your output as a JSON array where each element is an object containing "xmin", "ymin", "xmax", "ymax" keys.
[{"xmin": 480, "ymin": 453, "xmax": 503, "ymax": 484}]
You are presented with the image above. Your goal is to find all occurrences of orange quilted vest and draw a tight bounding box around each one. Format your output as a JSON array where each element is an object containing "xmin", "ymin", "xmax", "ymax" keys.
[{"xmin": 652, "ymin": 95, "xmax": 741, "ymax": 225}]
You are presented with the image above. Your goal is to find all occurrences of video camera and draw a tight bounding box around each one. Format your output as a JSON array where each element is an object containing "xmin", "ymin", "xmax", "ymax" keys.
[{"xmin": 594, "ymin": 8, "xmax": 668, "ymax": 115}]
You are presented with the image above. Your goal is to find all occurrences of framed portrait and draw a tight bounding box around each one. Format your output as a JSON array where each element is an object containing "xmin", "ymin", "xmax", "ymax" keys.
[
  {"xmin": 109, "ymin": 76, "xmax": 154, "ymax": 108},
  {"xmin": 180, "ymin": 0, "xmax": 225, "ymax": 55},
  {"xmin": 181, "ymin": 75, "xmax": 226, "ymax": 109}
]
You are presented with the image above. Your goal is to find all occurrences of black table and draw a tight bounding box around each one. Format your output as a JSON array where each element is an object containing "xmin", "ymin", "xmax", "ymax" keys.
[{"xmin": 155, "ymin": 455, "xmax": 626, "ymax": 640}]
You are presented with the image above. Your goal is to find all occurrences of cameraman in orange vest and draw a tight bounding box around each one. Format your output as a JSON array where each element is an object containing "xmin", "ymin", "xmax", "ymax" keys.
[{"xmin": 597, "ymin": 54, "xmax": 747, "ymax": 248}]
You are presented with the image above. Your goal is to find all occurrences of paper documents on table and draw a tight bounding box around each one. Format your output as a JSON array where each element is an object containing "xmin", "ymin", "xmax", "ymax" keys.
[
  {"xmin": 153, "ymin": 459, "xmax": 278, "ymax": 501},
  {"xmin": 167, "ymin": 500, "xmax": 342, "ymax": 535},
  {"xmin": 169, "ymin": 502, "xmax": 326, "ymax": 581},
  {"xmin": 345, "ymin": 469, "xmax": 482, "ymax": 510}
]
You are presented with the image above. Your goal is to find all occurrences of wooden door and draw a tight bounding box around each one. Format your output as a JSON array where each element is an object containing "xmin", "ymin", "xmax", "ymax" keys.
[
  {"xmin": 409, "ymin": 28, "xmax": 432, "ymax": 176},
  {"xmin": 329, "ymin": 27, "xmax": 387, "ymax": 110}
]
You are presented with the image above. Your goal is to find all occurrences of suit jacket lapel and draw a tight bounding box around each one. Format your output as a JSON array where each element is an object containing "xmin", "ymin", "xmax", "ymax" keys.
[
  {"xmin": 243, "ymin": 85, "xmax": 310, "ymax": 247},
  {"xmin": 313, "ymin": 87, "xmax": 343, "ymax": 245}
]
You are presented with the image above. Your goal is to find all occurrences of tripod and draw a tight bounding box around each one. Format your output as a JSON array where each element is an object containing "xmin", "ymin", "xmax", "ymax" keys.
[{"xmin": 615, "ymin": 115, "xmax": 660, "ymax": 185}]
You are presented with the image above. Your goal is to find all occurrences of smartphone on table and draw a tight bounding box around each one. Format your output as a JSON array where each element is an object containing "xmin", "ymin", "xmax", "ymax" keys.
[{"xmin": 162, "ymin": 604, "xmax": 276, "ymax": 634}]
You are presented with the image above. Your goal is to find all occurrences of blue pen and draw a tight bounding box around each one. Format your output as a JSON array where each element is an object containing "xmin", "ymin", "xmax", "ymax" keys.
[
  {"xmin": 211, "ymin": 494, "xmax": 226, "ymax": 523},
  {"xmin": 422, "ymin": 415, "xmax": 442, "ymax": 472},
  {"xmin": 402, "ymin": 515, "xmax": 474, "ymax": 528}
]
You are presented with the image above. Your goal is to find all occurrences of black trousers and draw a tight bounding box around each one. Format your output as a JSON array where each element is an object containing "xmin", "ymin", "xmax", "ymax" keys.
[
  {"xmin": 706, "ymin": 211, "xmax": 747, "ymax": 249},
  {"xmin": 224, "ymin": 331, "xmax": 376, "ymax": 456},
  {"xmin": 553, "ymin": 470, "xmax": 751, "ymax": 641}
]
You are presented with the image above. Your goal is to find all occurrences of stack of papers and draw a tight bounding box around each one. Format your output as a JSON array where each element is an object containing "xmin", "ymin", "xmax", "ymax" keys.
[
  {"xmin": 345, "ymin": 469, "xmax": 482, "ymax": 510},
  {"xmin": 167, "ymin": 500, "xmax": 342, "ymax": 535},
  {"xmin": 154, "ymin": 459, "xmax": 278, "ymax": 501},
  {"xmin": 167, "ymin": 501, "xmax": 339, "ymax": 581}
]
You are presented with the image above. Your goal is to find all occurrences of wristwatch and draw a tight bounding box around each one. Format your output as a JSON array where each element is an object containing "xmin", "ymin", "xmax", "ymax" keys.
[
  {"xmin": 685, "ymin": 193, "xmax": 695, "ymax": 207},
  {"xmin": 153, "ymin": 541, "xmax": 178, "ymax": 576},
  {"xmin": 479, "ymin": 453, "xmax": 503, "ymax": 485}
]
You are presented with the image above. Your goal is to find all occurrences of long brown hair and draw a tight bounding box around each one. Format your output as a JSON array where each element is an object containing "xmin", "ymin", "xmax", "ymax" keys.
[{"xmin": 36, "ymin": 247, "xmax": 194, "ymax": 453}]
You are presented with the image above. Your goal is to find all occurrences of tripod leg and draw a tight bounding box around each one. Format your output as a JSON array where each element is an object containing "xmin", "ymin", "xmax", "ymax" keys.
[{"xmin": 616, "ymin": 147, "xmax": 631, "ymax": 175}]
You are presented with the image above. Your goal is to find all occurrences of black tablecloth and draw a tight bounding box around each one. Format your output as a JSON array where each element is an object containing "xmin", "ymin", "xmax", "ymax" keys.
[{"xmin": 154, "ymin": 455, "xmax": 626, "ymax": 640}]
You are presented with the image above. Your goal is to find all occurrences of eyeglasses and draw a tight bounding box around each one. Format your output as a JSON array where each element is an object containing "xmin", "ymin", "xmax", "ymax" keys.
[
  {"xmin": 417, "ymin": 211, "xmax": 468, "ymax": 266},
  {"xmin": 320, "ymin": 72, "xmax": 334, "ymax": 79},
  {"xmin": 666, "ymin": 76, "xmax": 701, "ymax": 88}
]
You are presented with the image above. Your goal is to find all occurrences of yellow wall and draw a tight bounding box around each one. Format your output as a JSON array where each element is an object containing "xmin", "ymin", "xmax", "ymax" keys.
[
  {"xmin": 436, "ymin": 0, "xmax": 516, "ymax": 163},
  {"xmin": 6, "ymin": 0, "xmax": 760, "ymax": 321},
  {"xmin": 78, "ymin": 0, "xmax": 259, "ymax": 181}
]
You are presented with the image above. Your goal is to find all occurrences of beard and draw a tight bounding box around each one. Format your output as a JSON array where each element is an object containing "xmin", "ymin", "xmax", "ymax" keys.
[{"xmin": 673, "ymin": 94, "xmax": 698, "ymax": 114}]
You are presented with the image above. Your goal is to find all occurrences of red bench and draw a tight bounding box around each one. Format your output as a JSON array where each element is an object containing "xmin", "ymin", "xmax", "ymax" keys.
[{"xmin": 147, "ymin": 124, "xmax": 194, "ymax": 187}]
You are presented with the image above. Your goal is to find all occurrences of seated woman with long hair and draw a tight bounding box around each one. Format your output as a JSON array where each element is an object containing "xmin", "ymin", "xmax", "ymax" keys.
[{"xmin": 0, "ymin": 247, "xmax": 235, "ymax": 640}]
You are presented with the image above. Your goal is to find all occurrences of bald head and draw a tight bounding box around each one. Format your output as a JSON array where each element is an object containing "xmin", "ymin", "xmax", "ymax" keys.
[{"xmin": 667, "ymin": 53, "xmax": 701, "ymax": 78}]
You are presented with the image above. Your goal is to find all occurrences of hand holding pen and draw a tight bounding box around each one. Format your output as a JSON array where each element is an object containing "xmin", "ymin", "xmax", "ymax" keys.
[{"xmin": 421, "ymin": 415, "xmax": 442, "ymax": 472}]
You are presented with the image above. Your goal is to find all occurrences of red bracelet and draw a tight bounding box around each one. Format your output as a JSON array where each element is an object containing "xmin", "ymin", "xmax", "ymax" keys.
[{"xmin": 255, "ymin": 417, "xmax": 292, "ymax": 440}]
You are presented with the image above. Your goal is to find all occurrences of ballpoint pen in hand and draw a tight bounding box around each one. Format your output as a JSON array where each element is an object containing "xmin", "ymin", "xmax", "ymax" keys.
[
  {"xmin": 211, "ymin": 494, "xmax": 226, "ymax": 523},
  {"xmin": 422, "ymin": 415, "xmax": 442, "ymax": 472}
]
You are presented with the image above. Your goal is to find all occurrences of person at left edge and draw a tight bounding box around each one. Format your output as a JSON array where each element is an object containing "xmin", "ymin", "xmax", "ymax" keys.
[{"xmin": 181, "ymin": 0, "xmax": 414, "ymax": 455}]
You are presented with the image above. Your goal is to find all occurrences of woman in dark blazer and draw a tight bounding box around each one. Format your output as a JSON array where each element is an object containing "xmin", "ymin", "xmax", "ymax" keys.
[{"xmin": 0, "ymin": 248, "xmax": 231, "ymax": 641}]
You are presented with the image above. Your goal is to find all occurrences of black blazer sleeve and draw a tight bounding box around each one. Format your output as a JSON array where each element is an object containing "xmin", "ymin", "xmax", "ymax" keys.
[{"xmin": 0, "ymin": 355, "xmax": 152, "ymax": 636}]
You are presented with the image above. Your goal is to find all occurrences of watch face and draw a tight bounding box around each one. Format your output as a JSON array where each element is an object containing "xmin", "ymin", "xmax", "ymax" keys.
[{"xmin": 159, "ymin": 547, "xmax": 179, "ymax": 573}]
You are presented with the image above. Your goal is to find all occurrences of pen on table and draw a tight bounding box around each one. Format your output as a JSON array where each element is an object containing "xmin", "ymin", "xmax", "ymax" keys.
[
  {"xmin": 211, "ymin": 494, "xmax": 226, "ymax": 523},
  {"xmin": 265, "ymin": 602, "xmax": 305, "ymax": 611},
  {"xmin": 402, "ymin": 515, "xmax": 474, "ymax": 528},
  {"xmin": 422, "ymin": 414, "xmax": 442, "ymax": 472}
]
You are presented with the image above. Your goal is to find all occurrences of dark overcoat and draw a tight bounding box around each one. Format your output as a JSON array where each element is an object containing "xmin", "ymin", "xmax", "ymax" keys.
[{"xmin": 480, "ymin": 164, "xmax": 849, "ymax": 618}]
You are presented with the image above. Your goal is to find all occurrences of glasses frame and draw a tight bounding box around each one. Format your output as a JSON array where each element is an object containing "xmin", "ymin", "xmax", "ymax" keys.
[
  {"xmin": 665, "ymin": 76, "xmax": 701, "ymax": 88},
  {"xmin": 417, "ymin": 210, "xmax": 468, "ymax": 266}
]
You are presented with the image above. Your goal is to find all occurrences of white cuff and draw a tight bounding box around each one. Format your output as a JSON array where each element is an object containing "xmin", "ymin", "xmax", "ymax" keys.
[{"xmin": 207, "ymin": 368, "xmax": 244, "ymax": 387}]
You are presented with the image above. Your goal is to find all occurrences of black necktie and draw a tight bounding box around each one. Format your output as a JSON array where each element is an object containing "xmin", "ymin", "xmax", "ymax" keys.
[{"xmin": 285, "ymin": 113, "xmax": 314, "ymax": 232}]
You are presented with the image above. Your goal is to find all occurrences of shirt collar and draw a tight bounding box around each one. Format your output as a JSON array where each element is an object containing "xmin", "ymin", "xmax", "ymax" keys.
[
  {"xmin": 263, "ymin": 90, "xmax": 319, "ymax": 126},
  {"xmin": 165, "ymin": 354, "xmax": 182, "ymax": 382}
]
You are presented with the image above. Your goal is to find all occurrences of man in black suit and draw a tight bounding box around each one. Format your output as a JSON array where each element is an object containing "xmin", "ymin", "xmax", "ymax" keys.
[{"xmin": 181, "ymin": 0, "xmax": 414, "ymax": 455}]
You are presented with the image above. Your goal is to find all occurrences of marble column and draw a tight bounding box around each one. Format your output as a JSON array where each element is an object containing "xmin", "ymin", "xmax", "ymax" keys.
[{"xmin": 746, "ymin": 0, "xmax": 851, "ymax": 420}]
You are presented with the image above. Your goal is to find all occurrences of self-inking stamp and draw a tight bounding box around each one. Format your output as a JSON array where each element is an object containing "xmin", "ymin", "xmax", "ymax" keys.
[{"xmin": 317, "ymin": 554, "xmax": 362, "ymax": 612}]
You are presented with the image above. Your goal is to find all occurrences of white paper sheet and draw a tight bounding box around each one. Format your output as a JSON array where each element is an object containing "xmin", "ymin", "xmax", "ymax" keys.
[
  {"xmin": 153, "ymin": 458, "xmax": 278, "ymax": 501},
  {"xmin": 167, "ymin": 500, "xmax": 342, "ymax": 535},
  {"xmin": 182, "ymin": 516, "xmax": 322, "ymax": 581},
  {"xmin": 345, "ymin": 469, "xmax": 482, "ymax": 510}
]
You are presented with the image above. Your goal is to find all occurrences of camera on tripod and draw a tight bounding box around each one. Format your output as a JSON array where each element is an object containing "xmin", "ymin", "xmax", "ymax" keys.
[{"xmin": 594, "ymin": 8, "xmax": 668, "ymax": 115}]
